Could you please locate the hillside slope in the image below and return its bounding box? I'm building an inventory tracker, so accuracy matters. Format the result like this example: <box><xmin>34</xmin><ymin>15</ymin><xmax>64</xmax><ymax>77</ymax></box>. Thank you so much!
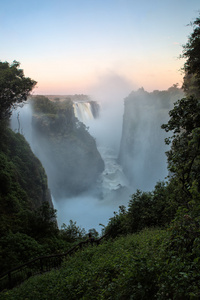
<box><xmin>0</xmin><ymin>126</ymin><xmax>53</xmax><ymax>236</ymax></box>
<box><xmin>2</xmin><ymin>227</ymin><xmax>200</xmax><ymax>299</ymax></box>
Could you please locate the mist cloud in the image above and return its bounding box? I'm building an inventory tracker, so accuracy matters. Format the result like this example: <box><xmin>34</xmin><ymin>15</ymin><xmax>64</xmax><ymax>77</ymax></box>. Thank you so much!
<box><xmin>87</xmin><ymin>71</ymin><xmax>134</xmax><ymax>151</ymax></box>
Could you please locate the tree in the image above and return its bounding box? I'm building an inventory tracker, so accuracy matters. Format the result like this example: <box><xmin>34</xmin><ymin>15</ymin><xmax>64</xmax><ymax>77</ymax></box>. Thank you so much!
<box><xmin>182</xmin><ymin>72</ymin><xmax>200</xmax><ymax>98</ymax></box>
<box><xmin>181</xmin><ymin>14</ymin><xmax>200</xmax><ymax>96</ymax></box>
<box><xmin>27</xmin><ymin>202</ymin><xmax>59</xmax><ymax>239</ymax></box>
<box><xmin>0</xmin><ymin>60</ymin><xmax>37</xmax><ymax>121</ymax></box>
<box><xmin>88</xmin><ymin>228</ymin><xmax>99</xmax><ymax>239</ymax></box>
<box><xmin>163</xmin><ymin>13</ymin><xmax>200</xmax><ymax>198</ymax></box>
<box><xmin>161</xmin><ymin>96</ymin><xmax>200</xmax><ymax>198</ymax></box>
<box><xmin>60</xmin><ymin>220</ymin><xmax>86</xmax><ymax>242</ymax></box>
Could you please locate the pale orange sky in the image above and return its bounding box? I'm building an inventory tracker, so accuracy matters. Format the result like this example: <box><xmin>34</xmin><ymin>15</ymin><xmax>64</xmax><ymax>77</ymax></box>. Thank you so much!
<box><xmin>1</xmin><ymin>0</ymin><xmax>199</xmax><ymax>96</ymax></box>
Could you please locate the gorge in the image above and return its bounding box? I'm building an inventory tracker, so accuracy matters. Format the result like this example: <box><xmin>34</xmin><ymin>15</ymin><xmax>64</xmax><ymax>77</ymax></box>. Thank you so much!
<box><xmin>10</xmin><ymin>86</ymin><xmax>184</xmax><ymax>231</ymax></box>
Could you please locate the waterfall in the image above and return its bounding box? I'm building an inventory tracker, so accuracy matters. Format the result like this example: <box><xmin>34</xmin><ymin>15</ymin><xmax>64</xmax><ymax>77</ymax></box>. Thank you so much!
<box><xmin>98</xmin><ymin>146</ymin><xmax>129</xmax><ymax>198</ymax></box>
<box><xmin>73</xmin><ymin>101</ymin><xmax>100</xmax><ymax>123</ymax></box>
<box><xmin>73</xmin><ymin>100</ymin><xmax>130</xmax><ymax>200</ymax></box>
<box><xmin>54</xmin><ymin>99</ymin><xmax>130</xmax><ymax>231</ymax></box>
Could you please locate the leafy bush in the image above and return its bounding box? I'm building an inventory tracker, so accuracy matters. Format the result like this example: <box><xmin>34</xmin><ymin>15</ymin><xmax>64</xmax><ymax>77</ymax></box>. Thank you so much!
<box><xmin>105</xmin><ymin>181</ymin><xmax>181</xmax><ymax>238</ymax></box>
<box><xmin>1</xmin><ymin>229</ymin><xmax>169</xmax><ymax>299</ymax></box>
<box><xmin>0</xmin><ymin>233</ymin><xmax>44</xmax><ymax>274</ymax></box>
<box><xmin>3</xmin><ymin>227</ymin><xmax>200</xmax><ymax>299</ymax></box>
<box><xmin>60</xmin><ymin>220</ymin><xmax>87</xmax><ymax>243</ymax></box>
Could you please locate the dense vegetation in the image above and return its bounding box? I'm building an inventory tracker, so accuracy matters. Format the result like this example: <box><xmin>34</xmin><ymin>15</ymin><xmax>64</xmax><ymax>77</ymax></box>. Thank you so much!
<box><xmin>182</xmin><ymin>15</ymin><xmax>200</xmax><ymax>98</ymax></box>
<box><xmin>0</xmin><ymin>64</ymin><xmax>59</xmax><ymax>274</ymax></box>
<box><xmin>0</xmin><ymin>124</ymin><xmax>94</xmax><ymax>273</ymax></box>
<box><xmin>2</xmin><ymin>227</ymin><xmax>200</xmax><ymax>299</ymax></box>
<box><xmin>1</xmin><ymin>13</ymin><xmax>200</xmax><ymax>299</ymax></box>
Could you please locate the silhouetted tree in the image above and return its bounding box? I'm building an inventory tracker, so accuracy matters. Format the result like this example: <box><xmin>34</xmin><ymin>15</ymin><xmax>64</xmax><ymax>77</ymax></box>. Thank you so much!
<box><xmin>0</xmin><ymin>60</ymin><xmax>37</xmax><ymax>121</ymax></box>
<box><xmin>161</xmin><ymin>96</ymin><xmax>200</xmax><ymax>197</ymax></box>
<box><xmin>181</xmin><ymin>14</ymin><xmax>200</xmax><ymax>96</ymax></box>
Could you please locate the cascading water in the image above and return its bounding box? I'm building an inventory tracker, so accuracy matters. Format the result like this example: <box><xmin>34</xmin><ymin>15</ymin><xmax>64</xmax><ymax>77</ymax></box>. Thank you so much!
<box><xmin>73</xmin><ymin>102</ymin><xmax>94</xmax><ymax>123</ymax></box>
<box><xmin>98</xmin><ymin>147</ymin><xmax>128</xmax><ymax>197</ymax></box>
<box><xmin>73</xmin><ymin>100</ymin><xmax>129</xmax><ymax>200</ymax></box>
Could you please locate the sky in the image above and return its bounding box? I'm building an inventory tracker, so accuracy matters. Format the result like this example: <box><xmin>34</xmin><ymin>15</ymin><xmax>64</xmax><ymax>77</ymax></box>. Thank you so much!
<box><xmin>1</xmin><ymin>0</ymin><xmax>199</xmax><ymax>95</ymax></box>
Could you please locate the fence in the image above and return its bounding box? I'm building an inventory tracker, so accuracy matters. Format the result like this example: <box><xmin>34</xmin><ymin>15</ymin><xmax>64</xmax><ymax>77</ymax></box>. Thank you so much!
<box><xmin>0</xmin><ymin>234</ymin><xmax>107</xmax><ymax>292</ymax></box>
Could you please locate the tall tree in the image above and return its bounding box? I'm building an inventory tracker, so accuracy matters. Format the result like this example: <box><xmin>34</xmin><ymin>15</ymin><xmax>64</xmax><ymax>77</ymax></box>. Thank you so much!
<box><xmin>0</xmin><ymin>61</ymin><xmax>37</xmax><ymax>121</ymax></box>
<box><xmin>181</xmin><ymin>14</ymin><xmax>200</xmax><ymax>97</ymax></box>
<box><xmin>161</xmin><ymin>96</ymin><xmax>200</xmax><ymax>198</ymax></box>
<box><xmin>163</xmin><ymin>14</ymin><xmax>200</xmax><ymax>198</ymax></box>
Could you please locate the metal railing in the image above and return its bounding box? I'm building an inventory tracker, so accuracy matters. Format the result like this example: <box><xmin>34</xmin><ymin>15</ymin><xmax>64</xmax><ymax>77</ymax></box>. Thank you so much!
<box><xmin>0</xmin><ymin>233</ymin><xmax>108</xmax><ymax>292</ymax></box>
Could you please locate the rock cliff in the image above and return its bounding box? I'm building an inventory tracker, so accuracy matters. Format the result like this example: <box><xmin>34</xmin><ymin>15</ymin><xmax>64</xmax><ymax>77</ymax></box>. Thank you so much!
<box><xmin>118</xmin><ymin>87</ymin><xmax>184</xmax><ymax>191</ymax></box>
<box><xmin>31</xmin><ymin>96</ymin><xmax>104</xmax><ymax>198</ymax></box>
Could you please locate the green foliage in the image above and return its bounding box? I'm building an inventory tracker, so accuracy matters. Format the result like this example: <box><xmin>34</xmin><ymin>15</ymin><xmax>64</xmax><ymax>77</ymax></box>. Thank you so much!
<box><xmin>153</xmin><ymin>17</ymin><xmax>200</xmax><ymax>296</ymax></box>
<box><xmin>105</xmin><ymin>205</ymin><xmax>128</xmax><ymax>238</ymax></box>
<box><xmin>162</xmin><ymin>96</ymin><xmax>200</xmax><ymax>199</ymax></box>
<box><xmin>88</xmin><ymin>228</ymin><xmax>99</xmax><ymax>239</ymax></box>
<box><xmin>31</xmin><ymin>96</ymin><xmax>58</xmax><ymax>114</ymax></box>
<box><xmin>31</xmin><ymin>96</ymin><xmax>75</xmax><ymax>134</ymax></box>
<box><xmin>0</xmin><ymin>233</ymin><xmax>44</xmax><ymax>274</ymax></box>
<box><xmin>128</xmin><ymin>190</ymin><xmax>157</xmax><ymax>232</ymax></box>
<box><xmin>105</xmin><ymin>181</ymin><xmax>181</xmax><ymax>237</ymax></box>
<box><xmin>0</xmin><ymin>128</ymin><xmax>53</xmax><ymax>235</ymax></box>
<box><xmin>182</xmin><ymin>72</ymin><xmax>200</xmax><ymax>98</ymax></box>
<box><xmin>182</xmin><ymin>14</ymin><xmax>200</xmax><ymax>96</ymax></box>
<box><xmin>3</xmin><ymin>227</ymin><xmax>200</xmax><ymax>299</ymax></box>
<box><xmin>0</xmin><ymin>61</ymin><xmax>36</xmax><ymax>121</ymax></box>
<box><xmin>156</xmin><ymin>207</ymin><xmax>200</xmax><ymax>299</ymax></box>
<box><xmin>26</xmin><ymin>202</ymin><xmax>59</xmax><ymax>240</ymax></box>
<box><xmin>0</xmin><ymin>127</ymin><xmax>60</xmax><ymax>273</ymax></box>
<box><xmin>60</xmin><ymin>220</ymin><xmax>86</xmax><ymax>243</ymax></box>
<box><xmin>1</xmin><ymin>229</ymin><xmax>169</xmax><ymax>300</ymax></box>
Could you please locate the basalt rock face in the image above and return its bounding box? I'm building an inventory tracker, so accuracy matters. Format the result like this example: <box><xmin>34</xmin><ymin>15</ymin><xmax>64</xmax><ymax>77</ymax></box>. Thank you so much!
<box><xmin>31</xmin><ymin>96</ymin><xmax>104</xmax><ymax>199</ymax></box>
<box><xmin>118</xmin><ymin>87</ymin><xmax>184</xmax><ymax>191</ymax></box>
